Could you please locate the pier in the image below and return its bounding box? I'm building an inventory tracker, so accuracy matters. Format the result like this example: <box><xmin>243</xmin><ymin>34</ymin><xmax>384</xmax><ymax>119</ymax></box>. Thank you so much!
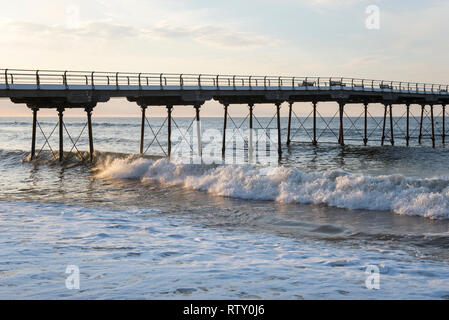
<box><xmin>1</xmin><ymin>68</ymin><xmax>448</xmax><ymax>162</ymax></box>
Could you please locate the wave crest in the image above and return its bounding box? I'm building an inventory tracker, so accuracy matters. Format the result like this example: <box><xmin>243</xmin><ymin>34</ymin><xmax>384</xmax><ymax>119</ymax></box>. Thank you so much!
<box><xmin>95</xmin><ymin>157</ymin><xmax>449</xmax><ymax>219</ymax></box>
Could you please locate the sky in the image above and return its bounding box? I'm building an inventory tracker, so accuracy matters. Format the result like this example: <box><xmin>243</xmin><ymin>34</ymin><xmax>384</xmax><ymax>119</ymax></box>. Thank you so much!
<box><xmin>0</xmin><ymin>0</ymin><xmax>448</xmax><ymax>117</ymax></box>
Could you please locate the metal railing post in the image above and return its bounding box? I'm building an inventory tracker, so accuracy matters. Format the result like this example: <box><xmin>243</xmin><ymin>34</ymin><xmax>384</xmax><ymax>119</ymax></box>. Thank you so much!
<box><xmin>64</xmin><ymin>71</ymin><xmax>68</xmax><ymax>89</ymax></box>
<box><xmin>36</xmin><ymin>70</ymin><xmax>40</xmax><ymax>90</ymax></box>
<box><xmin>4</xmin><ymin>69</ymin><xmax>9</xmax><ymax>89</ymax></box>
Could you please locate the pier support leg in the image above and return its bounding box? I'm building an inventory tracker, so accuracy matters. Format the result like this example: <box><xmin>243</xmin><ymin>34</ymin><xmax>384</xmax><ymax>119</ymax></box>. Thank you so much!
<box><xmin>419</xmin><ymin>105</ymin><xmax>425</xmax><ymax>144</ymax></box>
<box><xmin>86</xmin><ymin>107</ymin><xmax>94</xmax><ymax>162</ymax></box>
<box><xmin>194</xmin><ymin>104</ymin><xmax>202</xmax><ymax>158</ymax></box>
<box><xmin>58</xmin><ymin>107</ymin><xmax>64</xmax><ymax>162</ymax></box>
<box><xmin>381</xmin><ymin>104</ymin><xmax>387</xmax><ymax>146</ymax></box>
<box><xmin>389</xmin><ymin>104</ymin><xmax>394</xmax><ymax>146</ymax></box>
<box><xmin>167</xmin><ymin>105</ymin><xmax>173</xmax><ymax>158</ymax></box>
<box><xmin>222</xmin><ymin>103</ymin><xmax>228</xmax><ymax>159</ymax></box>
<box><xmin>276</xmin><ymin>103</ymin><xmax>282</xmax><ymax>157</ymax></box>
<box><xmin>363</xmin><ymin>103</ymin><xmax>368</xmax><ymax>146</ymax></box>
<box><xmin>287</xmin><ymin>102</ymin><xmax>292</xmax><ymax>146</ymax></box>
<box><xmin>406</xmin><ymin>104</ymin><xmax>410</xmax><ymax>146</ymax></box>
<box><xmin>442</xmin><ymin>105</ymin><xmax>446</xmax><ymax>145</ymax></box>
<box><xmin>31</xmin><ymin>107</ymin><xmax>38</xmax><ymax>160</ymax></box>
<box><xmin>248</xmin><ymin>103</ymin><xmax>254</xmax><ymax>162</ymax></box>
<box><xmin>312</xmin><ymin>101</ymin><xmax>317</xmax><ymax>146</ymax></box>
<box><xmin>431</xmin><ymin>105</ymin><xmax>435</xmax><ymax>148</ymax></box>
<box><xmin>140</xmin><ymin>106</ymin><xmax>147</xmax><ymax>154</ymax></box>
<box><xmin>338</xmin><ymin>102</ymin><xmax>345</xmax><ymax>146</ymax></box>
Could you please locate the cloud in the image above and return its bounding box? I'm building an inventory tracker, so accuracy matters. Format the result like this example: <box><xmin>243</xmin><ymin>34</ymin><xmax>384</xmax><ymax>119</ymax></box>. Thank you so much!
<box><xmin>1</xmin><ymin>20</ymin><xmax>277</xmax><ymax>49</ymax></box>
<box><xmin>307</xmin><ymin>0</ymin><xmax>369</xmax><ymax>4</ymax></box>
<box><xmin>267</xmin><ymin>0</ymin><xmax>379</xmax><ymax>6</ymax></box>
<box><xmin>150</xmin><ymin>23</ymin><xmax>278</xmax><ymax>48</ymax></box>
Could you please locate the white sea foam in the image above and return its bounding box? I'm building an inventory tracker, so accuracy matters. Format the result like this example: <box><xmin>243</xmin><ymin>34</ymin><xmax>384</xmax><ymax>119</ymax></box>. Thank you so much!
<box><xmin>2</xmin><ymin>201</ymin><xmax>449</xmax><ymax>299</ymax></box>
<box><xmin>96</xmin><ymin>157</ymin><xmax>449</xmax><ymax>219</ymax></box>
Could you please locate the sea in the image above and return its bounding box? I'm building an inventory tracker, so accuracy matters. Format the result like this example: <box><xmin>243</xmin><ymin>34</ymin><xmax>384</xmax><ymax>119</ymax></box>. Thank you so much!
<box><xmin>1</xmin><ymin>114</ymin><xmax>449</xmax><ymax>299</ymax></box>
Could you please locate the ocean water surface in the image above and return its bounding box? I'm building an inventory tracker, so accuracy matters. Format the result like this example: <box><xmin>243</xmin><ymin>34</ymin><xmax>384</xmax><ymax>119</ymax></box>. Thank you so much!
<box><xmin>1</xmin><ymin>116</ymin><xmax>449</xmax><ymax>299</ymax></box>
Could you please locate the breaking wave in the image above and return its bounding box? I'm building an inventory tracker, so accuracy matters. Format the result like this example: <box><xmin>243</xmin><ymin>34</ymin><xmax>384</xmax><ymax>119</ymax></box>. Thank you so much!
<box><xmin>95</xmin><ymin>156</ymin><xmax>449</xmax><ymax>220</ymax></box>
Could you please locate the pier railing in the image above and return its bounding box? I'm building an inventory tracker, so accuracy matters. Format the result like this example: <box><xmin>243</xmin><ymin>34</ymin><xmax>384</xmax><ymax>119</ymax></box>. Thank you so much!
<box><xmin>1</xmin><ymin>68</ymin><xmax>448</xmax><ymax>94</ymax></box>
